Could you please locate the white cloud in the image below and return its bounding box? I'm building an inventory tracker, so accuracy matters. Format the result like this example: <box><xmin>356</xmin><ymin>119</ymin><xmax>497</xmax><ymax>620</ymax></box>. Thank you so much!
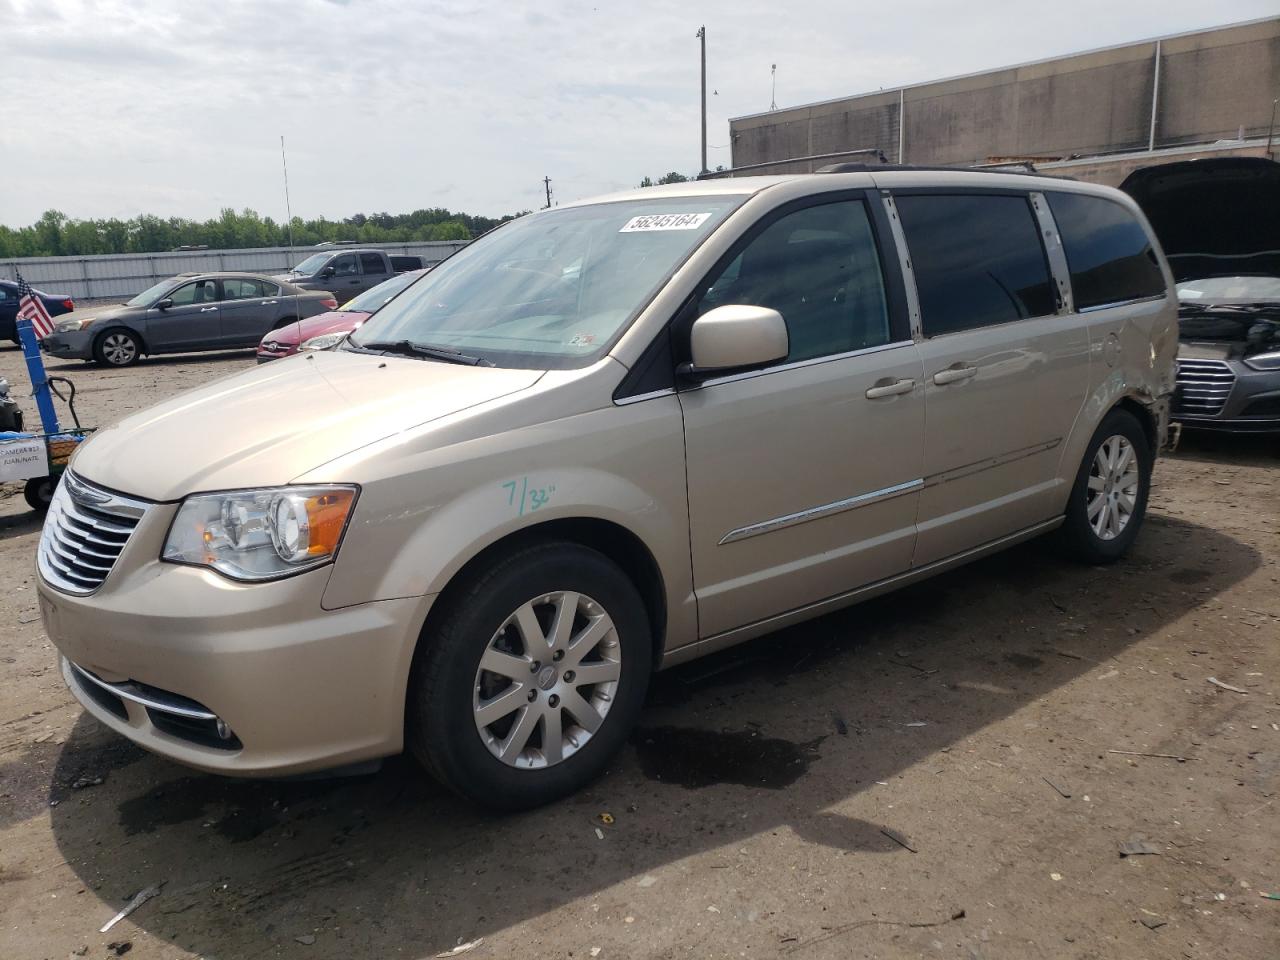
<box><xmin>1</xmin><ymin>0</ymin><xmax>1274</xmax><ymax>225</ymax></box>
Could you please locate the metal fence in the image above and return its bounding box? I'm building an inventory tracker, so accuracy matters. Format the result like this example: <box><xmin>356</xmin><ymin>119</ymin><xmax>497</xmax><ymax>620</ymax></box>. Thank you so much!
<box><xmin>1</xmin><ymin>241</ymin><xmax>469</xmax><ymax>301</ymax></box>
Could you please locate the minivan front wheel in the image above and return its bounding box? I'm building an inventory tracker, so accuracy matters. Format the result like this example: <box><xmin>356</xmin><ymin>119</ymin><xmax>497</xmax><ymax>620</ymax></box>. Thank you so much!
<box><xmin>408</xmin><ymin>542</ymin><xmax>652</xmax><ymax>810</ymax></box>
<box><xmin>1059</xmin><ymin>408</ymin><xmax>1152</xmax><ymax>563</ymax></box>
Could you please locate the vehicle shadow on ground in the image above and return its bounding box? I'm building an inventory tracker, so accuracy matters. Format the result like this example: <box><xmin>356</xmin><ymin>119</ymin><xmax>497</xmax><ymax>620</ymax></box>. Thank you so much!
<box><xmin>1171</xmin><ymin>428</ymin><xmax>1278</xmax><ymax>467</ymax></box>
<box><xmin>39</xmin><ymin>350</ymin><xmax>258</xmax><ymax>372</ymax></box>
<box><xmin>37</xmin><ymin>514</ymin><xmax>1257</xmax><ymax>957</ymax></box>
<box><xmin>0</xmin><ymin>503</ymin><xmax>43</xmax><ymax>540</ymax></box>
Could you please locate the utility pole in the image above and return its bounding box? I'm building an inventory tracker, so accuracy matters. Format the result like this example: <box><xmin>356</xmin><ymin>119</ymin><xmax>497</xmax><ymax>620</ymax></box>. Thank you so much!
<box><xmin>697</xmin><ymin>26</ymin><xmax>708</xmax><ymax>175</ymax></box>
<box><xmin>543</xmin><ymin>176</ymin><xmax>553</xmax><ymax>209</ymax></box>
<box><xmin>770</xmin><ymin>64</ymin><xmax>777</xmax><ymax>111</ymax></box>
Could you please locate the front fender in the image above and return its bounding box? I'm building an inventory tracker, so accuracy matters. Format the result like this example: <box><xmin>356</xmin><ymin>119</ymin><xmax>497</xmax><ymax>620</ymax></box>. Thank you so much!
<box><xmin>313</xmin><ymin>392</ymin><xmax>697</xmax><ymax>648</ymax></box>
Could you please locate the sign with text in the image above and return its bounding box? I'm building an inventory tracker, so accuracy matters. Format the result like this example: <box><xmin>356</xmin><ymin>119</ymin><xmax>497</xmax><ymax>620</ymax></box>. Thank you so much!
<box><xmin>0</xmin><ymin>438</ymin><xmax>49</xmax><ymax>482</ymax></box>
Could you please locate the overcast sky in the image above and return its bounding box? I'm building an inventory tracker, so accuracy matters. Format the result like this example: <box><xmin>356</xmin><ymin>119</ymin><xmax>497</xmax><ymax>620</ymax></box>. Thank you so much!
<box><xmin>2</xmin><ymin>0</ymin><xmax>1275</xmax><ymax>226</ymax></box>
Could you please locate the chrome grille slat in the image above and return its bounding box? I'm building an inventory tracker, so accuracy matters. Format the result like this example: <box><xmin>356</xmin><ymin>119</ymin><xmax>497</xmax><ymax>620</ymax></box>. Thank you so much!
<box><xmin>1174</xmin><ymin>358</ymin><xmax>1235</xmax><ymax>417</ymax></box>
<box><xmin>37</xmin><ymin>473</ymin><xmax>149</xmax><ymax>595</ymax></box>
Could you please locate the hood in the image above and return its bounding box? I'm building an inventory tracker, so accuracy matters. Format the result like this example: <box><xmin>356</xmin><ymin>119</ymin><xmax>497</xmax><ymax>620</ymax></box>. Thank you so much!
<box><xmin>268</xmin><ymin>310</ymin><xmax>370</xmax><ymax>348</ymax></box>
<box><xmin>51</xmin><ymin>304</ymin><xmax>133</xmax><ymax>328</ymax></box>
<box><xmin>71</xmin><ymin>350</ymin><xmax>544</xmax><ymax>500</ymax></box>
<box><xmin>1119</xmin><ymin>158</ymin><xmax>1280</xmax><ymax>282</ymax></box>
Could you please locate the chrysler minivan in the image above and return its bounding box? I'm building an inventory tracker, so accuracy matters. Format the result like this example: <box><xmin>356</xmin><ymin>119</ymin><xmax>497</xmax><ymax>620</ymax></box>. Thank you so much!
<box><xmin>37</xmin><ymin>168</ymin><xmax>1177</xmax><ymax>809</ymax></box>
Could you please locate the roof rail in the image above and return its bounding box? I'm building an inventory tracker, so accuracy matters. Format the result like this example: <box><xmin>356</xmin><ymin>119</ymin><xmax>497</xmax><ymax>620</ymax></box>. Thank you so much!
<box><xmin>817</xmin><ymin>161</ymin><xmax>1044</xmax><ymax>176</ymax></box>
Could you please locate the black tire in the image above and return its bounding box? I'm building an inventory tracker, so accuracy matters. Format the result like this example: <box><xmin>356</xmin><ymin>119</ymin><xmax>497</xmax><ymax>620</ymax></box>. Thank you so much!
<box><xmin>1058</xmin><ymin>408</ymin><xmax>1153</xmax><ymax>563</ymax></box>
<box><xmin>24</xmin><ymin>476</ymin><xmax>54</xmax><ymax>512</ymax></box>
<box><xmin>92</xmin><ymin>328</ymin><xmax>142</xmax><ymax>367</ymax></box>
<box><xmin>408</xmin><ymin>542</ymin><xmax>652</xmax><ymax>810</ymax></box>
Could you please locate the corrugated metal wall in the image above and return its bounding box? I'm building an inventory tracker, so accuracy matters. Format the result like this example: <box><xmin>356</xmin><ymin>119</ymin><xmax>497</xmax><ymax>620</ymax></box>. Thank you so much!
<box><xmin>1</xmin><ymin>240</ymin><xmax>468</xmax><ymax>301</ymax></box>
<box><xmin>729</xmin><ymin>17</ymin><xmax>1280</xmax><ymax>174</ymax></box>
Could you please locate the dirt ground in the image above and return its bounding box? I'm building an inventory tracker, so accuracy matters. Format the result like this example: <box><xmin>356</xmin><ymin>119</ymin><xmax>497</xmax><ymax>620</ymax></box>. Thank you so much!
<box><xmin>1</xmin><ymin>343</ymin><xmax>1277</xmax><ymax>960</ymax></box>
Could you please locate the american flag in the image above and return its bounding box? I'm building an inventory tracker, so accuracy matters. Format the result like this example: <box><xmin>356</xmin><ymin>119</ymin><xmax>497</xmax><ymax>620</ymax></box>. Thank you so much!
<box><xmin>16</xmin><ymin>272</ymin><xmax>55</xmax><ymax>340</ymax></box>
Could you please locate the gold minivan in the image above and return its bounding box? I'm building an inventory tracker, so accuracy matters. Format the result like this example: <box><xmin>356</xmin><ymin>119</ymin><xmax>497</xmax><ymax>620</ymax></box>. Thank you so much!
<box><xmin>37</xmin><ymin>168</ymin><xmax>1178</xmax><ymax>808</ymax></box>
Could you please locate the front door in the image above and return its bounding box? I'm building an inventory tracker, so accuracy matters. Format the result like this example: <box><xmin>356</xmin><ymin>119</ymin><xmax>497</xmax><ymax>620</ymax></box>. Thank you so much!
<box><xmin>892</xmin><ymin>191</ymin><xmax>1091</xmax><ymax>566</ymax></box>
<box><xmin>329</xmin><ymin>254</ymin><xmax>362</xmax><ymax>304</ymax></box>
<box><xmin>144</xmin><ymin>278</ymin><xmax>221</xmax><ymax>351</ymax></box>
<box><xmin>680</xmin><ymin>196</ymin><xmax>925</xmax><ymax>638</ymax></box>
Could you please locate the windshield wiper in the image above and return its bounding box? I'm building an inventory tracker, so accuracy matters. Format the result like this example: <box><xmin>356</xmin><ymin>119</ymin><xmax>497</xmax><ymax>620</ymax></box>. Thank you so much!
<box><xmin>354</xmin><ymin>339</ymin><xmax>493</xmax><ymax>366</ymax></box>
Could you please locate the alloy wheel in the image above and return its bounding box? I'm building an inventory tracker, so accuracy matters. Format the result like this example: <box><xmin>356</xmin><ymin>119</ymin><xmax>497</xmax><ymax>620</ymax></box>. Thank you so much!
<box><xmin>1086</xmin><ymin>434</ymin><xmax>1140</xmax><ymax>541</ymax></box>
<box><xmin>472</xmin><ymin>590</ymin><xmax>621</xmax><ymax>769</ymax></box>
<box><xmin>102</xmin><ymin>333</ymin><xmax>137</xmax><ymax>365</ymax></box>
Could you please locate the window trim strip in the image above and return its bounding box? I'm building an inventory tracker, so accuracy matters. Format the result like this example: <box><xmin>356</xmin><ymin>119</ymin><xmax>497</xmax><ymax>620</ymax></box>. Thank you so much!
<box><xmin>686</xmin><ymin>338</ymin><xmax>916</xmax><ymax>391</ymax></box>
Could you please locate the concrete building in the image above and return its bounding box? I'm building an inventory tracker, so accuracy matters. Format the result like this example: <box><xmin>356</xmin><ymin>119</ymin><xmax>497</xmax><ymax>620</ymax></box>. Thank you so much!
<box><xmin>727</xmin><ymin>17</ymin><xmax>1280</xmax><ymax>183</ymax></box>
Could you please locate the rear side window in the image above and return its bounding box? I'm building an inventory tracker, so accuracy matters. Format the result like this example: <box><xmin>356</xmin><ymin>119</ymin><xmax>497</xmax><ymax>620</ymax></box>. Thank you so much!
<box><xmin>360</xmin><ymin>252</ymin><xmax>387</xmax><ymax>275</ymax></box>
<box><xmin>896</xmin><ymin>194</ymin><xmax>1056</xmax><ymax>336</ymax></box>
<box><xmin>222</xmin><ymin>278</ymin><xmax>267</xmax><ymax>300</ymax></box>
<box><xmin>1046</xmin><ymin>192</ymin><xmax>1166</xmax><ymax>310</ymax></box>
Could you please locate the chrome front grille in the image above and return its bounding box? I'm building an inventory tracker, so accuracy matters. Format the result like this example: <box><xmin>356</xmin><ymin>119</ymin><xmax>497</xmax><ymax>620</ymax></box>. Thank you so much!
<box><xmin>38</xmin><ymin>473</ymin><xmax>148</xmax><ymax>595</ymax></box>
<box><xmin>1174</xmin><ymin>358</ymin><xmax>1235</xmax><ymax>418</ymax></box>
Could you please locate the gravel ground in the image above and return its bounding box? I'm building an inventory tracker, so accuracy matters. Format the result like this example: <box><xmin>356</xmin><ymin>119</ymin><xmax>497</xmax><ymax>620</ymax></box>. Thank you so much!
<box><xmin>1</xmin><ymin>342</ymin><xmax>1277</xmax><ymax>960</ymax></box>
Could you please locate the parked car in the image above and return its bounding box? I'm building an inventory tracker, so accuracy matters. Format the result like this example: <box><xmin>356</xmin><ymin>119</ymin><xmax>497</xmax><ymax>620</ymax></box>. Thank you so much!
<box><xmin>274</xmin><ymin>249</ymin><xmax>426</xmax><ymax>302</ymax></box>
<box><xmin>1</xmin><ymin>280</ymin><xmax>75</xmax><ymax>343</ymax></box>
<box><xmin>39</xmin><ymin>273</ymin><xmax>337</xmax><ymax>367</ymax></box>
<box><xmin>38</xmin><ymin>169</ymin><xmax>1176</xmax><ymax>810</ymax></box>
<box><xmin>257</xmin><ymin>269</ymin><xmax>428</xmax><ymax>362</ymax></box>
<box><xmin>1121</xmin><ymin>157</ymin><xmax>1280</xmax><ymax>433</ymax></box>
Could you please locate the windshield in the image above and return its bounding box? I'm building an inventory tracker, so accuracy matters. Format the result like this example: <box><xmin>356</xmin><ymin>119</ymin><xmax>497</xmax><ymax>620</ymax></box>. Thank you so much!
<box><xmin>1177</xmin><ymin>276</ymin><xmax>1280</xmax><ymax>302</ymax></box>
<box><xmin>126</xmin><ymin>278</ymin><xmax>179</xmax><ymax>306</ymax></box>
<box><xmin>341</xmin><ymin>270</ymin><xmax>420</xmax><ymax>312</ymax></box>
<box><xmin>348</xmin><ymin>197</ymin><xmax>743</xmax><ymax>368</ymax></box>
<box><xmin>290</xmin><ymin>253</ymin><xmax>331</xmax><ymax>275</ymax></box>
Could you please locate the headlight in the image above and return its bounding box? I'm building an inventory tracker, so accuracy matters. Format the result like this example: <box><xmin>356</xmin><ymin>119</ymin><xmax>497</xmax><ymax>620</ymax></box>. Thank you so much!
<box><xmin>56</xmin><ymin>318</ymin><xmax>95</xmax><ymax>332</ymax></box>
<box><xmin>162</xmin><ymin>485</ymin><xmax>358</xmax><ymax>581</ymax></box>
<box><xmin>300</xmin><ymin>331</ymin><xmax>348</xmax><ymax>351</ymax></box>
<box><xmin>1243</xmin><ymin>351</ymin><xmax>1280</xmax><ymax>371</ymax></box>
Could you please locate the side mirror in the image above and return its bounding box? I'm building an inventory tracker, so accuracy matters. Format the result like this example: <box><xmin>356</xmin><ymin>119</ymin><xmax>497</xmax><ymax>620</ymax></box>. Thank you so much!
<box><xmin>322</xmin><ymin>265</ymin><xmax>336</xmax><ymax>277</ymax></box>
<box><xmin>684</xmin><ymin>304</ymin><xmax>789</xmax><ymax>375</ymax></box>
<box><xmin>156</xmin><ymin>298</ymin><xmax>173</xmax><ymax>310</ymax></box>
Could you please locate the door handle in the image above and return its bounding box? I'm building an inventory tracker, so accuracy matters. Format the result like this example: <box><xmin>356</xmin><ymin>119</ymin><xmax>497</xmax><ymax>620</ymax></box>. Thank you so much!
<box><xmin>261</xmin><ymin>299</ymin><xmax>277</xmax><ymax>305</ymax></box>
<box><xmin>865</xmin><ymin>378</ymin><xmax>916</xmax><ymax>399</ymax></box>
<box><xmin>199</xmin><ymin>306</ymin><xmax>217</xmax><ymax>312</ymax></box>
<box><xmin>932</xmin><ymin>365</ymin><xmax>977</xmax><ymax>386</ymax></box>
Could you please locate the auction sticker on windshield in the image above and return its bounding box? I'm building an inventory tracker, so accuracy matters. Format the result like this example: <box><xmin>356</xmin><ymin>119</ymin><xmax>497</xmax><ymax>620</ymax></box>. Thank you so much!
<box><xmin>620</xmin><ymin>212</ymin><xmax>713</xmax><ymax>232</ymax></box>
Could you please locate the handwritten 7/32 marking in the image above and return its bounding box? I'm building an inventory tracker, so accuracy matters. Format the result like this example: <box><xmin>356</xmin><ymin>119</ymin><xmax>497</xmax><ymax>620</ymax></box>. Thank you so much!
<box><xmin>502</xmin><ymin>477</ymin><xmax>556</xmax><ymax>516</ymax></box>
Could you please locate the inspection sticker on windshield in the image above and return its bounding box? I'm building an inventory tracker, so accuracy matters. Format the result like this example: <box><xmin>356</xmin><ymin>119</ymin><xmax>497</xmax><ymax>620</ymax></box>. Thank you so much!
<box><xmin>620</xmin><ymin>212</ymin><xmax>712</xmax><ymax>232</ymax></box>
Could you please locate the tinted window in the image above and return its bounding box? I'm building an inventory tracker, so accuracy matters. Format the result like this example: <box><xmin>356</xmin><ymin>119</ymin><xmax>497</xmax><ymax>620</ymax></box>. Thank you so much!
<box><xmin>897</xmin><ymin>194</ymin><xmax>1056</xmax><ymax>336</ymax></box>
<box><xmin>332</xmin><ymin>255</ymin><xmax>358</xmax><ymax>276</ymax></box>
<box><xmin>1047</xmin><ymin>192</ymin><xmax>1166</xmax><ymax>309</ymax></box>
<box><xmin>0</xmin><ymin>286</ymin><xmax>10</xmax><ymax>301</ymax></box>
<box><xmin>222</xmin><ymin>278</ymin><xmax>267</xmax><ymax>300</ymax></box>
<box><xmin>360</xmin><ymin>253</ymin><xmax>387</xmax><ymax>275</ymax></box>
<box><xmin>167</xmin><ymin>279</ymin><xmax>219</xmax><ymax>306</ymax></box>
<box><xmin>697</xmin><ymin>199</ymin><xmax>890</xmax><ymax>362</ymax></box>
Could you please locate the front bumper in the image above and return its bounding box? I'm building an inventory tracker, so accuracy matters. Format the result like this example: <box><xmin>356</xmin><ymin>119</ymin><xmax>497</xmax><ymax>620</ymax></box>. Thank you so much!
<box><xmin>38</xmin><ymin>488</ymin><xmax>432</xmax><ymax>776</ymax></box>
<box><xmin>39</xmin><ymin>331</ymin><xmax>94</xmax><ymax>359</ymax></box>
<box><xmin>1173</xmin><ymin>355</ymin><xmax>1280</xmax><ymax>433</ymax></box>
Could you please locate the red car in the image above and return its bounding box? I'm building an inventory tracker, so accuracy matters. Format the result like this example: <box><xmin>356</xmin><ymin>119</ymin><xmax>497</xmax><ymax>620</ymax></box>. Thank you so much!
<box><xmin>256</xmin><ymin>269</ymin><xmax>426</xmax><ymax>362</ymax></box>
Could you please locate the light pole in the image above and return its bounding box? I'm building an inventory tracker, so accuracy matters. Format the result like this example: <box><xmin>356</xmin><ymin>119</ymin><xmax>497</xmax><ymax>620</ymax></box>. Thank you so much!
<box><xmin>697</xmin><ymin>26</ymin><xmax>708</xmax><ymax>175</ymax></box>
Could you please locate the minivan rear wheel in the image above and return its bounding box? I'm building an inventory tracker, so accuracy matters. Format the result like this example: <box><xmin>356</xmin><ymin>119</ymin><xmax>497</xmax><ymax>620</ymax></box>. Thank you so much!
<box><xmin>407</xmin><ymin>542</ymin><xmax>652</xmax><ymax>810</ymax></box>
<box><xmin>1059</xmin><ymin>408</ymin><xmax>1152</xmax><ymax>563</ymax></box>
